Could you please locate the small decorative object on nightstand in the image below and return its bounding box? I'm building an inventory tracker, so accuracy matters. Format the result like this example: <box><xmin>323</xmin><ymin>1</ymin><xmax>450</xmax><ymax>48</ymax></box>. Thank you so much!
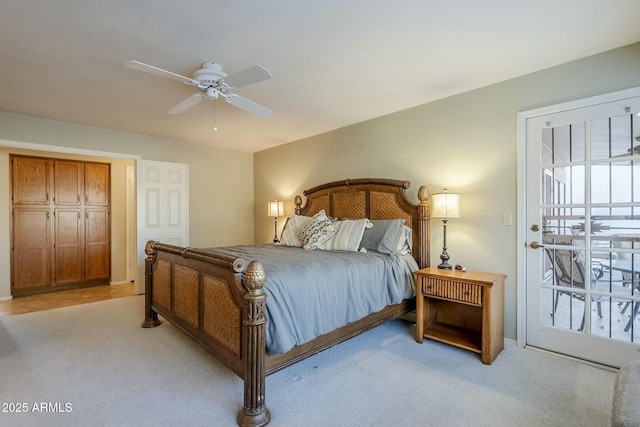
<box><xmin>267</xmin><ymin>200</ymin><xmax>284</xmax><ymax>243</ymax></box>
<box><xmin>414</xmin><ymin>266</ymin><xmax>506</xmax><ymax>364</ymax></box>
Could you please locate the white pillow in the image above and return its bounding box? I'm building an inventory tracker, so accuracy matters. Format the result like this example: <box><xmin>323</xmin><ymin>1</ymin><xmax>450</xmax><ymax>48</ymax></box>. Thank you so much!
<box><xmin>394</xmin><ymin>225</ymin><xmax>413</xmax><ymax>255</ymax></box>
<box><xmin>300</xmin><ymin>210</ymin><xmax>339</xmax><ymax>250</ymax></box>
<box><xmin>279</xmin><ymin>215</ymin><xmax>312</xmax><ymax>247</ymax></box>
<box><xmin>319</xmin><ymin>218</ymin><xmax>372</xmax><ymax>252</ymax></box>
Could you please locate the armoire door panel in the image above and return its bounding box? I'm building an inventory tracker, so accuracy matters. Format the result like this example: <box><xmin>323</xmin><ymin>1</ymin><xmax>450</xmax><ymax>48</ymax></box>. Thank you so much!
<box><xmin>54</xmin><ymin>209</ymin><xmax>83</xmax><ymax>284</ymax></box>
<box><xmin>85</xmin><ymin>163</ymin><xmax>110</xmax><ymax>206</ymax></box>
<box><xmin>12</xmin><ymin>208</ymin><xmax>51</xmax><ymax>289</ymax></box>
<box><xmin>12</xmin><ymin>156</ymin><xmax>50</xmax><ymax>205</ymax></box>
<box><xmin>54</xmin><ymin>160</ymin><xmax>83</xmax><ymax>206</ymax></box>
<box><xmin>11</xmin><ymin>155</ymin><xmax>111</xmax><ymax>294</ymax></box>
<box><xmin>85</xmin><ymin>208</ymin><xmax>110</xmax><ymax>281</ymax></box>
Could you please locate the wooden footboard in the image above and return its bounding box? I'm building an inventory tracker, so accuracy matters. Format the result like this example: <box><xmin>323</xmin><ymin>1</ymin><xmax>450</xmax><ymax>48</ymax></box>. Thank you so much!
<box><xmin>142</xmin><ymin>240</ymin><xmax>270</xmax><ymax>427</ymax></box>
<box><xmin>142</xmin><ymin>240</ymin><xmax>414</xmax><ymax>426</ymax></box>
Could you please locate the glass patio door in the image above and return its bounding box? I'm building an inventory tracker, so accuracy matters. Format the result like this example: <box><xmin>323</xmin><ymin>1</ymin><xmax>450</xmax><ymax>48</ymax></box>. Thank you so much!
<box><xmin>525</xmin><ymin>96</ymin><xmax>640</xmax><ymax>367</ymax></box>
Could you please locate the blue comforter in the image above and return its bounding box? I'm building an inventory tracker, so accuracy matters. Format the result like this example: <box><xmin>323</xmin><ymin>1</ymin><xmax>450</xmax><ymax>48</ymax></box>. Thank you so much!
<box><xmin>210</xmin><ymin>245</ymin><xmax>418</xmax><ymax>355</ymax></box>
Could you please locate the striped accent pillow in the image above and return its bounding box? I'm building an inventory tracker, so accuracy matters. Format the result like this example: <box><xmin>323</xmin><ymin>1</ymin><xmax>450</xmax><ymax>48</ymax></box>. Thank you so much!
<box><xmin>319</xmin><ymin>219</ymin><xmax>372</xmax><ymax>252</ymax></box>
<box><xmin>279</xmin><ymin>214</ymin><xmax>312</xmax><ymax>247</ymax></box>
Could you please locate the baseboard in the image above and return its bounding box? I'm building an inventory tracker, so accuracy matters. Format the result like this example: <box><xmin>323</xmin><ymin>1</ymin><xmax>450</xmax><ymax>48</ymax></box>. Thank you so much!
<box><xmin>0</xmin><ymin>295</ymin><xmax>13</xmax><ymax>301</ymax></box>
<box><xmin>109</xmin><ymin>280</ymin><xmax>131</xmax><ymax>286</ymax></box>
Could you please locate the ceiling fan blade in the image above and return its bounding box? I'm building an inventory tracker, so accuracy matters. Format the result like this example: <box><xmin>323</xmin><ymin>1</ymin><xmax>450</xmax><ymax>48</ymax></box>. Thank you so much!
<box><xmin>225</xmin><ymin>93</ymin><xmax>272</xmax><ymax>118</ymax></box>
<box><xmin>125</xmin><ymin>60</ymin><xmax>197</xmax><ymax>85</ymax></box>
<box><xmin>221</xmin><ymin>65</ymin><xmax>272</xmax><ymax>88</ymax></box>
<box><xmin>168</xmin><ymin>93</ymin><xmax>204</xmax><ymax>114</ymax></box>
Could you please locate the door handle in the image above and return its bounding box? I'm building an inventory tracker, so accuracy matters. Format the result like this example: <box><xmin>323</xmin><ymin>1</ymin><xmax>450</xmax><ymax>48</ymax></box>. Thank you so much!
<box><xmin>529</xmin><ymin>241</ymin><xmax>545</xmax><ymax>249</ymax></box>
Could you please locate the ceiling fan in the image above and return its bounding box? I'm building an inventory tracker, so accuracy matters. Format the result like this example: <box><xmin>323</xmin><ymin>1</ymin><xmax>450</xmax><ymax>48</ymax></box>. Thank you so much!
<box><xmin>124</xmin><ymin>60</ymin><xmax>272</xmax><ymax>118</ymax></box>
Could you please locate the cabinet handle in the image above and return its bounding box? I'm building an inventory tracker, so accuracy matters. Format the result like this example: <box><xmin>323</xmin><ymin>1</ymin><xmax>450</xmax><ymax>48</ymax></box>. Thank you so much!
<box><xmin>45</xmin><ymin>192</ymin><xmax>49</xmax><ymax>203</ymax></box>
<box><xmin>77</xmin><ymin>194</ymin><xmax>80</xmax><ymax>203</ymax></box>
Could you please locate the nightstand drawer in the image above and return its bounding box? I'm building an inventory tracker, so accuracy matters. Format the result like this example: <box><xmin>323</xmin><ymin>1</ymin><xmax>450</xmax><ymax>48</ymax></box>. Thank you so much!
<box><xmin>422</xmin><ymin>277</ymin><xmax>482</xmax><ymax>305</ymax></box>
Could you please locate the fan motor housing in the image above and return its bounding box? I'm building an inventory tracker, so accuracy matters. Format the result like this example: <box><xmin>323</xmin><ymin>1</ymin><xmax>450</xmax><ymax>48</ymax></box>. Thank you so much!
<box><xmin>194</xmin><ymin>62</ymin><xmax>227</xmax><ymax>86</ymax></box>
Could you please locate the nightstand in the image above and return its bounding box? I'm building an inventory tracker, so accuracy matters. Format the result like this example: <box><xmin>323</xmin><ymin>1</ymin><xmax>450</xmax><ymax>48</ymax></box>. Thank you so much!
<box><xmin>414</xmin><ymin>266</ymin><xmax>506</xmax><ymax>365</ymax></box>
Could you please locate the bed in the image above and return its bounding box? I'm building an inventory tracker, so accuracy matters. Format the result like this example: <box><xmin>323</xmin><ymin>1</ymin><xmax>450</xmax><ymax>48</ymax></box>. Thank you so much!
<box><xmin>141</xmin><ymin>178</ymin><xmax>431</xmax><ymax>426</ymax></box>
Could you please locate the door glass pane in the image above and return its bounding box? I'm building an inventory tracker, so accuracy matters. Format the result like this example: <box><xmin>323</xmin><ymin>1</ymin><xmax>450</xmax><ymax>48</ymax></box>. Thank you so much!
<box><xmin>546</xmin><ymin>123</ymin><xmax>586</xmax><ymax>164</ymax></box>
<box><xmin>591</xmin><ymin>162</ymin><xmax>633</xmax><ymax>204</ymax></box>
<box><xmin>590</xmin><ymin>116</ymin><xmax>632</xmax><ymax>160</ymax></box>
<box><xmin>611</xmin><ymin>115</ymin><xmax>633</xmax><ymax>158</ymax></box>
<box><xmin>591</xmin><ymin>118</ymin><xmax>610</xmax><ymax>161</ymax></box>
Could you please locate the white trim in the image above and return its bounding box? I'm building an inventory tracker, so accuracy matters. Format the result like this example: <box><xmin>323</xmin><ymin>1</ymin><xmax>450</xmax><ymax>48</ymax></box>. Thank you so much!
<box><xmin>515</xmin><ymin>85</ymin><xmax>640</xmax><ymax>349</ymax></box>
<box><xmin>109</xmin><ymin>280</ymin><xmax>131</xmax><ymax>286</ymax></box>
<box><xmin>515</xmin><ymin>112</ymin><xmax>528</xmax><ymax>348</ymax></box>
<box><xmin>0</xmin><ymin>139</ymin><xmax>140</xmax><ymax>160</ymax></box>
<box><xmin>518</xmin><ymin>86</ymin><xmax>640</xmax><ymax>119</ymax></box>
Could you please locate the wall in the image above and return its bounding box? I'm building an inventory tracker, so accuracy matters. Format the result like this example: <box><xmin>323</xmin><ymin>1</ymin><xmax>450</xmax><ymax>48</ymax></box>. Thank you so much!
<box><xmin>0</xmin><ymin>112</ymin><xmax>254</xmax><ymax>299</ymax></box>
<box><xmin>254</xmin><ymin>42</ymin><xmax>640</xmax><ymax>341</ymax></box>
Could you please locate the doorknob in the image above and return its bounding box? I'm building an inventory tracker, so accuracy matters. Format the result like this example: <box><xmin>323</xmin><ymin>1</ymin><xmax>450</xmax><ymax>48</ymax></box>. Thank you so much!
<box><xmin>529</xmin><ymin>241</ymin><xmax>545</xmax><ymax>249</ymax></box>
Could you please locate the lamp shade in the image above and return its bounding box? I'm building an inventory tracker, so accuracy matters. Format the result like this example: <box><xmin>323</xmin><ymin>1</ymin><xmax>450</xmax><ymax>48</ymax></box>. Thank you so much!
<box><xmin>431</xmin><ymin>191</ymin><xmax>461</xmax><ymax>219</ymax></box>
<box><xmin>267</xmin><ymin>200</ymin><xmax>284</xmax><ymax>217</ymax></box>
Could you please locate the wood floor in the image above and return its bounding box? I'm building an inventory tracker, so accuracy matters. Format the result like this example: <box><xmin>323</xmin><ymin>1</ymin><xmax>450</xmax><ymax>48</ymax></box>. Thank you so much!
<box><xmin>0</xmin><ymin>283</ymin><xmax>136</xmax><ymax>316</ymax></box>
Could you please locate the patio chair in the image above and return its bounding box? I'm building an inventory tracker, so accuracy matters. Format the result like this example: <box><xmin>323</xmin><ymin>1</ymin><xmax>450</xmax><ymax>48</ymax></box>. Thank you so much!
<box><xmin>610</xmin><ymin>235</ymin><xmax>640</xmax><ymax>332</ymax></box>
<box><xmin>545</xmin><ymin>243</ymin><xmax>603</xmax><ymax>331</ymax></box>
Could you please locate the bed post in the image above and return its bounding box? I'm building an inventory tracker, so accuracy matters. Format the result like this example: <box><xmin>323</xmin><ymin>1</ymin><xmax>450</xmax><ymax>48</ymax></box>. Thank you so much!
<box><xmin>237</xmin><ymin>260</ymin><xmax>271</xmax><ymax>427</ymax></box>
<box><xmin>417</xmin><ymin>186</ymin><xmax>431</xmax><ymax>269</ymax></box>
<box><xmin>294</xmin><ymin>195</ymin><xmax>302</xmax><ymax>215</ymax></box>
<box><xmin>141</xmin><ymin>240</ymin><xmax>161</xmax><ymax>328</ymax></box>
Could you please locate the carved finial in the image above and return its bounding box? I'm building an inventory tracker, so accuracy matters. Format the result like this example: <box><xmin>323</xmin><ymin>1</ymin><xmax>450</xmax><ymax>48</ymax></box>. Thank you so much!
<box><xmin>418</xmin><ymin>186</ymin><xmax>430</xmax><ymax>204</ymax></box>
<box><xmin>144</xmin><ymin>240</ymin><xmax>156</xmax><ymax>256</ymax></box>
<box><xmin>244</xmin><ymin>260</ymin><xmax>267</xmax><ymax>291</ymax></box>
<box><xmin>295</xmin><ymin>195</ymin><xmax>303</xmax><ymax>215</ymax></box>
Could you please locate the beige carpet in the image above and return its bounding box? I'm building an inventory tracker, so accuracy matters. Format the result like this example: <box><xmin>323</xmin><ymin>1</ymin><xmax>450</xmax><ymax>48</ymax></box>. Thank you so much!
<box><xmin>0</xmin><ymin>295</ymin><xmax>616</xmax><ymax>426</ymax></box>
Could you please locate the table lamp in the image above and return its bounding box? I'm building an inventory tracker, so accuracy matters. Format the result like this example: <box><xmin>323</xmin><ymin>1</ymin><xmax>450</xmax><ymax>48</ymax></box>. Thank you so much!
<box><xmin>431</xmin><ymin>189</ymin><xmax>461</xmax><ymax>269</ymax></box>
<box><xmin>267</xmin><ymin>200</ymin><xmax>284</xmax><ymax>243</ymax></box>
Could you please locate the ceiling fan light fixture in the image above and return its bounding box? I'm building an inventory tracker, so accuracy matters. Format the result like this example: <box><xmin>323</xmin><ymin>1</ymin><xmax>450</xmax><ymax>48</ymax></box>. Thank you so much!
<box><xmin>205</xmin><ymin>87</ymin><xmax>219</xmax><ymax>99</ymax></box>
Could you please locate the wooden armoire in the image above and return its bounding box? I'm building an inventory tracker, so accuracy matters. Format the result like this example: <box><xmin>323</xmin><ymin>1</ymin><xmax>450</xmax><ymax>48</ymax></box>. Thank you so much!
<box><xmin>10</xmin><ymin>155</ymin><xmax>111</xmax><ymax>296</ymax></box>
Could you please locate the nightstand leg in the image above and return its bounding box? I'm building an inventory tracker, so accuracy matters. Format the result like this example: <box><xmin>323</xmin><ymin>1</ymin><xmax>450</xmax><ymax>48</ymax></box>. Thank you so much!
<box><xmin>416</xmin><ymin>278</ymin><xmax>424</xmax><ymax>343</ymax></box>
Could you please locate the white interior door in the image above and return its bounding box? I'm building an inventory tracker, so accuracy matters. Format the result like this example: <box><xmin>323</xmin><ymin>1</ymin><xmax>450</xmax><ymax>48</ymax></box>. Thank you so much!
<box><xmin>525</xmin><ymin>94</ymin><xmax>640</xmax><ymax>368</ymax></box>
<box><xmin>135</xmin><ymin>159</ymin><xmax>189</xmax><ymax>294</ymax></box>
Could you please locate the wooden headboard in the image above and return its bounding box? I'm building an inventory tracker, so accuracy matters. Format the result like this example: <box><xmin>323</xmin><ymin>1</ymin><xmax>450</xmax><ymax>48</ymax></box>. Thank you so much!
<box><xmin>293</xmin><ymin>178</ymin><xmax>431</xmax><ymax>268</ymax></box>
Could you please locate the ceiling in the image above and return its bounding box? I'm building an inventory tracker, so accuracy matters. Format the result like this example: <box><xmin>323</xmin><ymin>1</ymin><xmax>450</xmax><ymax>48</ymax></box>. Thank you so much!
<box><xmin>2</xmin><ymin>1</ymin><xmax>640</xmax><ymax>153</ymax></box>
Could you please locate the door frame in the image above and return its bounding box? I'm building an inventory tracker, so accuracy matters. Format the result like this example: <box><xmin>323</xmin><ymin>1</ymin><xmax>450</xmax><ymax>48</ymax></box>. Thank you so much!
<box><xmin>516</xmin><ymin>85</ymin><xmax>640</xmax><ymax>348</ymax></box>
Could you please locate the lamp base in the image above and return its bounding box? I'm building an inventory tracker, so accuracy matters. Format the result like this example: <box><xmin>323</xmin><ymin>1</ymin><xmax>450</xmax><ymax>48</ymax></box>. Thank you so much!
<box><xmin>437</xmin><ymin>262</ymin><xmax>453</xmax><ymax>270</ymax></box>
<box><xmin>438</xmin><ymin>219</ymin><xmax>452</xmax><ymax>270</ymax></box>
<box><xmin>438</xmin><ymin>246</ymin><xmax>452</xmax><ymax>270</ymax></box>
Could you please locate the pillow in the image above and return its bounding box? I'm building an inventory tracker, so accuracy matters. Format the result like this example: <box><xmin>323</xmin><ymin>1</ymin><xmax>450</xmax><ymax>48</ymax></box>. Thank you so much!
<box><xmin>300</xmin><ymin>210</ymin><xmax>339</xmax><ymax>250</ymax></box>
<box><xmin>360</xmin><ymin>219</ymin><xmax>405</xmax><ymax>253</ymax></box>
<box><xmin>279</xmin><ymin>214</ymin><xmax>313</xmax><ymax>247</ymax></box>
<box><xmin>395</xmin><ymin>225</ymin><xmax>413</xmax><ymax>255</ymax></box>
<box><xmin>319</xmin><ymin>218</ymin><xmax>372</xmax><ymax>252</ymax></box>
